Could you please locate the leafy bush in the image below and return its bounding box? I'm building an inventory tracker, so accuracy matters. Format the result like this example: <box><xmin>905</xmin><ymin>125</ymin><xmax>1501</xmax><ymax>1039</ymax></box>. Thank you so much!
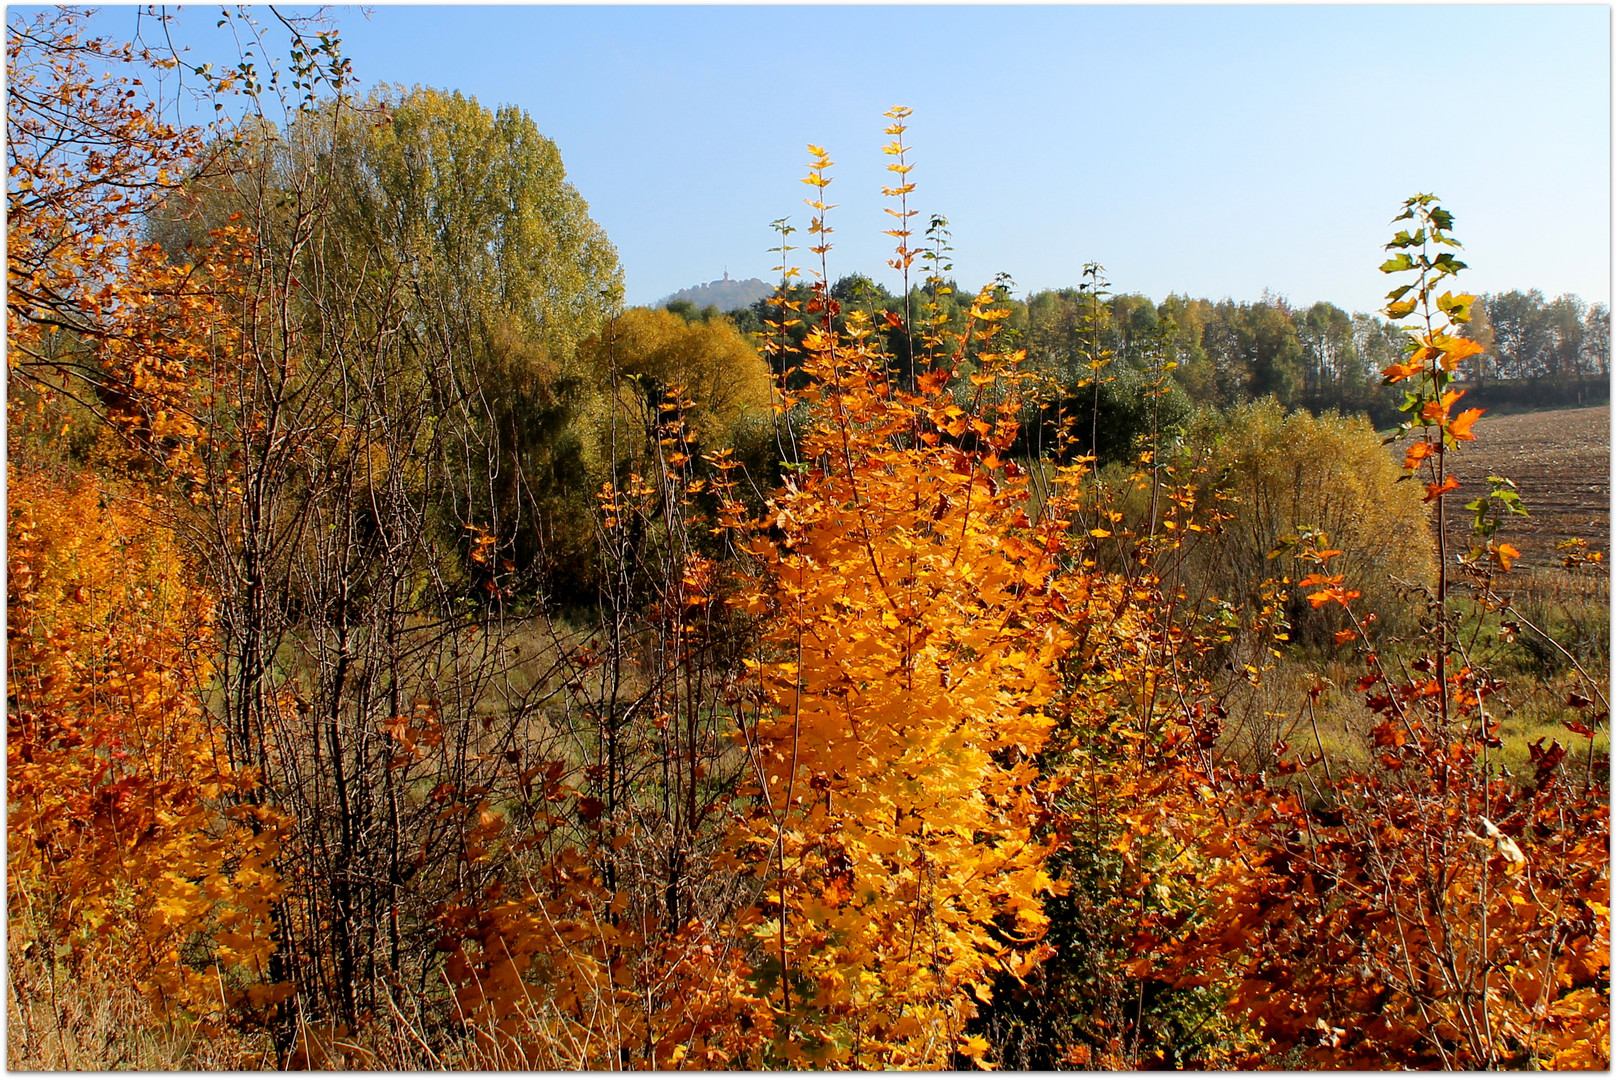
<box><xmin>1181</xmin><ymin>398</ymin><xmax>1436</xmax><ymax>646</ymax></box>
<box><xmin>576</xmin><ymin>306</ymin><xmax>774</xmax><ymax>447</ymax></box>
<box><xmin>7</xmin><ymin>464</ymin><xmax>286</xmax><ymax>1024</ymax></box>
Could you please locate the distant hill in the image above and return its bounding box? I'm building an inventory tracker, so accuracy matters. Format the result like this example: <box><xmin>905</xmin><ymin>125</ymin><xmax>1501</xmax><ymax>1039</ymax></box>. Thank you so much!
<box><xmin>656</xmin><ymin>274</ymin><xmax>773</xmax><ymax>312</ymax></box>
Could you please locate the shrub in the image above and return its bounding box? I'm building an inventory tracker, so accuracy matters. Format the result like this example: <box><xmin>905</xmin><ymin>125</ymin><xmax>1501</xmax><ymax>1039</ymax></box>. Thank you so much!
<box><xmin>576</xmin><ymin>306</ymin><xmax>775</xmax><ymax>447</ymax></box>
<box><xmin>1181</xmin><ymin>398</ymin><xmax>1435</xmax><ymax>646</ymax></box>
<box><xmin>7</xmin><ymin>464</ymin><xmax>286</xmax><ymax>1025</ymax></box>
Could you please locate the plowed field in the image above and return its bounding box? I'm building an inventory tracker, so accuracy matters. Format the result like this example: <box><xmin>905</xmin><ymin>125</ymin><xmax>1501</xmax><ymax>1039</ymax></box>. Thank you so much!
<box><xmin>1409</xmin><ymin>405</ymin><xmax>1610</xmax><ymax>578</ymax></box>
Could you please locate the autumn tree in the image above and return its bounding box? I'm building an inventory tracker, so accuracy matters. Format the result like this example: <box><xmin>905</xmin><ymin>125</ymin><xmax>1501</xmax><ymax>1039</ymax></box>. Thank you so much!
<box><xmin>578</xmin><ymin>305</ymin><xmax>773</xmax><ymax>447</ymax></box>
<box><xmin>351</xmin><ymin>86</ymin><xmax>623</xmax><ymax>598</ymax></box>
<box><xmin>150</xmin><ymin>84</ymin><xmax>624</xmax><ymax>602</ymax></box>
<box><xmin>6</xmin><ymin>6</ymin><xmax>290</xmax><ymax>1036</ymax></box>
<box><xmin>165</xmin><ymin>82</ymin><xmax>605</xmax><ymax>1044</ymax></box>
<box><xmin>6</xmin><ymin>6</ymin><xmax>248</xmax><ymax>479</ymax></box>
<box><xmin>5</xmin><ymin>9</ymin><xmax>621</xmax><ymax>1047</ymax></box>
<box><xmin>721</xmin><ymin>298</ymin><xmax>1079</xmax><ymax>1066</ymax></box>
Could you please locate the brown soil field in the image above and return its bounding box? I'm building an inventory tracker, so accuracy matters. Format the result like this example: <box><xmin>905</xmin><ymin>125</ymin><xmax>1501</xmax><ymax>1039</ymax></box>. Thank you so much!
<box><xmin>1403</xmin><ymin>404</ymin><xmax>1610</xmax><ymax>578</ymax></box>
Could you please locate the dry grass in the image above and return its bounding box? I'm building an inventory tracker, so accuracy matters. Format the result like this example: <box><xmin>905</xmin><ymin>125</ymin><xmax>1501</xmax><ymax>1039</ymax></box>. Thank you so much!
<box><xmin>5</xmin><ymin>934</ymin><xmax>609</xmax><ymax>1070</ymax></box>
<box><xmin>7</xmin><ymin>939</ymin><xmax>274</xmax><ymax>1070</ymax></box>
<box><xmin>1216</xmin><ymin>647</ymin><xmax>1608</xmax><ymax>790</ymax></box>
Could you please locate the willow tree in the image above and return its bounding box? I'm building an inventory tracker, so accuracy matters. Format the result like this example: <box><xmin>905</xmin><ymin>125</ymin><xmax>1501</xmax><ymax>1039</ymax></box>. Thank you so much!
<box><xmin>578</xmin><ymin>306</ymin><xmax>773</xmax><ymax>444</ymax></box>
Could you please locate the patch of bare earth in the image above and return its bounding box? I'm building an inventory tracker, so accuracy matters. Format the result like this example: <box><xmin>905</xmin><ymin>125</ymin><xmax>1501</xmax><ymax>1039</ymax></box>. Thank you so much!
<box><xmin>1401</xmin><ymin>405</ymin><xmax>1610</xmax><ymax>578</ymax></box>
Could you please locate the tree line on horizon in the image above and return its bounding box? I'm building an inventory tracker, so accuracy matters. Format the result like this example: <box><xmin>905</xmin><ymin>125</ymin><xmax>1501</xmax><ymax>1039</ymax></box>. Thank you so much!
<box><xmin>709</xmin><ymin>274</ymin><xmax>1610</xmax><ymax>431</ymax></box>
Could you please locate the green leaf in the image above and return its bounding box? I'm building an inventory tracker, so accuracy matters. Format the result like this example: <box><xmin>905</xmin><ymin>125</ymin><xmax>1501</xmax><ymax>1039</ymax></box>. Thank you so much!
<box><xmin>1429</xmin><ymin>207</ymin><xmax>1455</xmax><ymax>232</ymax></box>
<box><xmin>1436</xmin><ymin>291</ymin><xmax>1474</xmax><ymax>322</ymax></box>
<box><xmin>1385</xmin><ymin>283</ymin><xmax>1414</xmax><ymax>302</ymax></box>
<box><xmin>1380</xmin><ymin>255</ymin><xmax>1415</xmax><ymax>274</ymax></box>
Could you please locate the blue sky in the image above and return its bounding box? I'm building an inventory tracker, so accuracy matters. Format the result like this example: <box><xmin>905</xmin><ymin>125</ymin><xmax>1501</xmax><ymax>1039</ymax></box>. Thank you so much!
<box><xmin>62</xmin><ymin>5</ymin><xmax>1612</xmax><ymax>313</ymax></box>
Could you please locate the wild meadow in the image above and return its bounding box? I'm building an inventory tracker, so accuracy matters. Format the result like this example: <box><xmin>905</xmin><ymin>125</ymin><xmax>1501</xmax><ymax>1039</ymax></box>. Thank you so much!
<box><xmin>7</xmin><ymin>8</ymin><xmax>1608</xmax><ymax>1069</ymax></box>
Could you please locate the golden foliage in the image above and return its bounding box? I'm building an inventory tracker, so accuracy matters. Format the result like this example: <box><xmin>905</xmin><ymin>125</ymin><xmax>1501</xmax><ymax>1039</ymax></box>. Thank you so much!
<box><xmin>579</xmin><ymin>306</ymin><xmax>775</xmax><ymax>443</ymax></box>
<box><xmin>7</xmin><ymin>463</ymin><xmax>286</xmax><ymax>1022</ymax></box>
<box><xmin>712</xmin><ymin>284</ymin><xmax>1109</xmax><ymax>1066</ymax></box>
<box><xmin>7</xmin><ymin>8</ymin><xmax>248</xmax><ymax>485</ymax></box>
<box><xmin>1184</xmin><ymin>399</ymin><xmax>1435</xmax><ymax>639</ymax></box>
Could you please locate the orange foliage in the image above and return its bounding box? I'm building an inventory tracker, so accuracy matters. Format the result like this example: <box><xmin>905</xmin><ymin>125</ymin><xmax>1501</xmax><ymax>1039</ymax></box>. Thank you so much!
<box><xmin>6</xmin><ymin>9</ymin><xmax>206</xmax><ymax>339</ymax></box>
<box><xmin>1133</xmin><ymin>198</ymin><xmax>1610</xmax><ymax>1069</ymax></box>
<box><xmin>719</xmin><ymin>294</ymin><xmax>1091</xmax><ymax>1066</ymax></box>
<box><xmin>7</xmin><ymin>8</ymin><xmax>246</xmax><ymax>484</ymax></box>
<box><xmin>7</xmin><ymin>463</ymin><xmax>287</xmax><ymax>1022</ymax></box>
<box><xmin>1143</xmin><ymin>736</ymin><xmax>1609</xmax><ymax>1067</ymax></box>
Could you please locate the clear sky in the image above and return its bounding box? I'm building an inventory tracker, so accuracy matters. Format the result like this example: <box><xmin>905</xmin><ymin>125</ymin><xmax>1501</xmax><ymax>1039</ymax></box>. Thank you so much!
<box><xmin>62</xmin><ymin>4</ymin><xmax>1612</xmax><ymax>313</ymax></box>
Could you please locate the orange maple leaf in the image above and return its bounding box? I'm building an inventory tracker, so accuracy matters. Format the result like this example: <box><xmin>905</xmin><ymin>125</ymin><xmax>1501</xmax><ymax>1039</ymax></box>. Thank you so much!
<box><xmin>1403</xmin><ymin>440</ymin><xmax>1437</xmax><ymax>470</ymax></box>
<box><xmin>1423</xmin><ymin>475</ymin><xmax>1461</xmax><ymax>502</ymax></box>
<box><xmin>1420</xmin><ymin>388</ymin><xmax>1466</xmax><ymax>425</ymax></box>
<box><xmin>1448</xmin><ymin>407</ymin><xmax>1485</xmax><ymax>441</ymax></box>
<box><xmin>1438</xmin><ymin>335</ymin><xmax>1485</xmax><ymax>370</ymax></box>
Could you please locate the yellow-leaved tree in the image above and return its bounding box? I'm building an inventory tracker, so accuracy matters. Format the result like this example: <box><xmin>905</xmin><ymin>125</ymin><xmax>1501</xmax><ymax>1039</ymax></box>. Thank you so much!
<box><xmin>723</xmin><ymin>308</ymin><xmax>1082</xmax><ymax>1066</ymax></box>
<box><xmin>712</xmin><ymin>136</ymin><xmax>1119</xmax><ymax>1068</ymax></box>
<box><xmin>578</xmin><ymin>306</ymin><xmax>774</xmax><ymax>447</ymax></box>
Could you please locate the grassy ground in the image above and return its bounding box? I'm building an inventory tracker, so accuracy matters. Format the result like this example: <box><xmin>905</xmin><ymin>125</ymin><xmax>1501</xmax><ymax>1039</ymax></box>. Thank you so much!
<box><xmin>7</xmin><ymin>941</ymin><xmax>274</xmax><ymax>1070</ymax></box>
<box><xmin>1216</xmin><ymin>566</ymin><xmax>1610</xmax><ymax>784</ymax></box>
<box><xmin>6</xmin><ymin>935</ymin><xmax>600</xmax><ymax>1070</ymax></box>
